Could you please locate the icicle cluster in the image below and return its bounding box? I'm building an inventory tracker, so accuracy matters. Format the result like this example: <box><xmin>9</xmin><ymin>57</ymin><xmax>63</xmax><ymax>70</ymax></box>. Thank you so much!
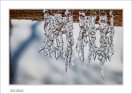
<box><xmin>39</xmin><ymin>10</ymin><xmax>115</xmax><ymax>78</ymax></box>
<box><xmin>64</xmin><ymin>10</ymin><xmax>74</xmax><ymax>72</ymax></box>
<box><xmin>97</xmin><ymin>11</ymin><xmax>115</xmax><ymax>79</ymax></box>
<box><xmin>76</xmin><ymin>11</ymin><xmax>98</xmax><ymax>64</ymax></box>
<box><xmin>39</xmin><ymin>10</ymin><xmax>74</xmax><ymax>72</ymax></box>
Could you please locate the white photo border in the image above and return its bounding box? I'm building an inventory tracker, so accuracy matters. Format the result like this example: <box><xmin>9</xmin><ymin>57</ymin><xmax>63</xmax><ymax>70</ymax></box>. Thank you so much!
<box><xmin>1</xmin><ymin>0</ymin><xmax>132</xmax><ymax>94</ymax></box>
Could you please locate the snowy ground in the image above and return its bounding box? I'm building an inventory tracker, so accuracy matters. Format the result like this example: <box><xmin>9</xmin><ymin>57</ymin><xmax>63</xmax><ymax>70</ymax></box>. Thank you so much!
<box><xmin>10</xmin><ymin>19</ymin><xmax>123</xmax><ymax>84</ymax></box>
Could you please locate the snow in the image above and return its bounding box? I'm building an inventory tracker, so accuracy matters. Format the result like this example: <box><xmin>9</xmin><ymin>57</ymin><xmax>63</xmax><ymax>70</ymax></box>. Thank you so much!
<box><xmin>10</xmin><ymin>19</ymin><xmax>123</xmax><ymax>84</ymax></box>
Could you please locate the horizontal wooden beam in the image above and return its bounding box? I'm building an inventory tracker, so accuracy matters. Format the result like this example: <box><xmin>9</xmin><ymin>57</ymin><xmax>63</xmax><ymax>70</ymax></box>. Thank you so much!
<box><xmin>10</xmin><ymin>9</ymin><xmax>123</xmax><ymax>26</ymax></box>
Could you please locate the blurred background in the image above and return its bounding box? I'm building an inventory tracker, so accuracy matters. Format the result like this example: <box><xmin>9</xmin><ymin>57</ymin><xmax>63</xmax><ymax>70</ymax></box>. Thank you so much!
<box><xmin>10</xmin><ymin>9</ymin><xmax>123</xmax><ymax>85</ymax></box>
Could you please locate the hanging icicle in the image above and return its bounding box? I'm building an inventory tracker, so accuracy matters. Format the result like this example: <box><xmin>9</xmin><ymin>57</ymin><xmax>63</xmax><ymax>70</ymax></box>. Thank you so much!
<box><xmin>86</xmin><ymin>11</ymin><xmax>98</xmax><ymax>63</ymax></box>
<box><xmin>97</xmin><ymin>10</ymin><xmax>115</xmax><ymax>79</ymax></box>
<box><xmin>76</xmin><ymin>11</ymin><xmax>87</xmax><ymax>62</ymax></box>
<box><xmin>53</xmin><ymin>10</ymin><xmax>64</xmax><ymax>60</ymax></box>
<box><xmin>64</xmin><ymin>10</ymin><xmax>74</xmax><ymax>72</ymax></box>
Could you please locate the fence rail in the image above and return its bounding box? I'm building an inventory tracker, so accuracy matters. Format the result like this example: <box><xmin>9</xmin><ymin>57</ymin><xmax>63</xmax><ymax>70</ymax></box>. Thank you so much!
<box><xmin>10</xmin><ymin>9</ymin><xmax>123</xmax><ymax>26</ymax></box>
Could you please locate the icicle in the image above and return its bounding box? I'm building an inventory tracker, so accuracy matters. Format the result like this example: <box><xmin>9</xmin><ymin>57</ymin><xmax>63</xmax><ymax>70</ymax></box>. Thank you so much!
<box><xmin>86</xmin><ymin>12</ymin><xmax>97</xmax><ymax>63</ymax></box>
<box><xmin>98</xmin><ymin>11</ymin><xmax>108</xmax><ymax>79</ymax></box>
<box><xmin>64</xmin><ymin>10</ymin><xmax>74</xmax><ymax>72</ymax></box>
<box><xmin>97</xmin><ymin>10</ymin><xmax>115</xmax><ymax>79</ymax></box>
<box><xmin>76</xmin><ymin>11</ymin><xmax>87</xmax><ymax>62</ymax></box>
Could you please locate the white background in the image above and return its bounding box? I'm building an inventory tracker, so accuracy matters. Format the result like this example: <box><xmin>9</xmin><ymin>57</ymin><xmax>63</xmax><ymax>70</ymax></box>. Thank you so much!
<box><xmin>0</xmin><ymin>0</ymin><xmax>132</xmax><ymax>94</ymax></box>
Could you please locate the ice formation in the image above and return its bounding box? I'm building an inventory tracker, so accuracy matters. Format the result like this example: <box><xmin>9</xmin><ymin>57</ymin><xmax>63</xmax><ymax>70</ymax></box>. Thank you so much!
<box><xmin>39</xmin><ymin>10</ymin><xmax>115</xmax><ymax>78</ymax></box>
